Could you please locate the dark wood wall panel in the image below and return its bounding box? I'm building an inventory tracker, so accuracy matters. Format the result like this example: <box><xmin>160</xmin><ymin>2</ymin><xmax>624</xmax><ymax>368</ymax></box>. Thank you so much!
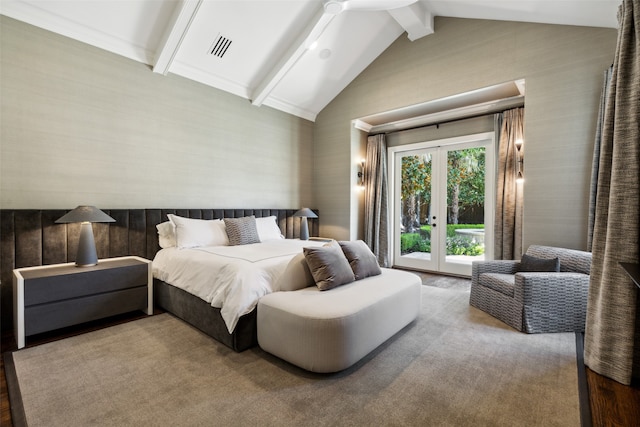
<box><xmin>42</xmin><ymin>210</ymin><xmax>68</xmax><ymax>266</ymax></box>
<box><xmin>0</xmin><ymin>208</ymin><xmax>318</xmax><ymax>331</ymax></box>
<box><xmin>15</xmin><ymin>211</ymin><xmax>42</xmax><ymax>269</ymax></box>
<box><xmin>108</xmin><ymin>210</ymin><xmax>130</xmax><ymax>258</ymax></box>
<box><xmin>129</xmin><ymin>210</ymin><xmax>147</xmax><ymax>258</ymax></box>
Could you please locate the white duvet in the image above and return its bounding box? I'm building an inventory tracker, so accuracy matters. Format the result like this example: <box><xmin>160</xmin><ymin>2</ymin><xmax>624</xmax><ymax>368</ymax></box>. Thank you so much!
<box><xmin>152</xmin><ymin>239</ymin><xmax>324</xmax><ymax>333</ymax></box>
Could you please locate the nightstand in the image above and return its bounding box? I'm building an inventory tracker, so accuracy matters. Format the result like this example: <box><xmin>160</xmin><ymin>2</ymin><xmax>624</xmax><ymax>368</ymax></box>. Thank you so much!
<box><xmin>13</xmin><ymin>256</ymin><xmax>152</xmax><ymax>349</ymax></box>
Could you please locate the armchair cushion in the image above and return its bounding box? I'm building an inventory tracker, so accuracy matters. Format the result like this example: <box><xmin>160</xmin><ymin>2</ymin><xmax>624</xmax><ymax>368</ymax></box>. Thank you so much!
<box><xmin>479</xmin><ymin>273</ymin><xmax>515</xmax><ymax>297</ymax></box>
<box><xmin>472</xmin><ymin>260</ymin><xmax>518</xmax><ymax>284</ymax></box>
<box><xmin>517</xmin><ymin>254</ymin><xmax>560</xmax><ymax>272</ymax></box>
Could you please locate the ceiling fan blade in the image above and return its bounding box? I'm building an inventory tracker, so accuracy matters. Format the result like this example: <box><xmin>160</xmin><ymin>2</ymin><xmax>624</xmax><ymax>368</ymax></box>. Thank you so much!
<box><xmin>342</xmin><ymin>0</ymin><xmax>419</xmax><ymax>12</ymax></box>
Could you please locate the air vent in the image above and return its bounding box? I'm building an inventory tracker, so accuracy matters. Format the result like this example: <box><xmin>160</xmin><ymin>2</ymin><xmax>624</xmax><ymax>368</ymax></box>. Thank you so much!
<box><xmin>209</xmin><ymin>34</ymin><xmax>232</xmax><ymax>58</ymax></box>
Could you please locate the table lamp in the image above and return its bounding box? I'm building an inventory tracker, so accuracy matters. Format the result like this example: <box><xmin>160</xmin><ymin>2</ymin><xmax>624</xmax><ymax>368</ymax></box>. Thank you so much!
<box><xmin>56</xmin><ymin>206</ymin><xmax>115</xmax><ymax>267</ymax></box>
<box><xmin>293</xmin><ymin>208</ymin><xmax>318</xmax><ymax>241</ymax></box>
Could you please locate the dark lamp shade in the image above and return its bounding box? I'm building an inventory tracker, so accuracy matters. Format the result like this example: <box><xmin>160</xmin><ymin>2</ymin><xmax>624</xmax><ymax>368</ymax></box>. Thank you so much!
<box><xmin>55</xmin><ymin>206</ymin><xmax>115</xmax><ymax>224</ymax></box>
<box><xmin>293</xmin><ymin>208</ymin><xmax>317</xmax><ymax>241</ymax></box>
<box><xmin>55</xmin><ymin>206</ymin><xmax>115</xmax><ymax>267</ymax></box>
<box><xmin>293</xmin><ymin>208</ymin><xmax>318</xmax><ymax>219</ymax></box>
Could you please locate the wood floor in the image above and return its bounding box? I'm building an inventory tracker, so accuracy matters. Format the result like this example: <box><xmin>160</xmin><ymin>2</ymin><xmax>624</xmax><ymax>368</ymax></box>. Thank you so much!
<box><xmin>587</xmin><ymin>368</ymin><xmax>640</xmax><ymax>426</ymax></box>
<box><xmin>2</xmin><ymin>313</ymin><xmax>639</xmax><ymax>426</ymax></box>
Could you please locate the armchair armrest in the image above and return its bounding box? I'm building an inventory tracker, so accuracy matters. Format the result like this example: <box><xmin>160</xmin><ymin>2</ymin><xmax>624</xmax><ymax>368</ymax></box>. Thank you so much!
<box><xmin>513</xmin><ymin>272</ymin><xmax>590</xmax><ymax>304</ymax></box>
<box><xmin>472</xmin><ymin>260</ymin><xmax>519</xmax><ymax>283</ymax></box>
<box><xmin>513</xmin><ymin>272</ymin><xmax>590</xmax><ymax>332</ymax></box>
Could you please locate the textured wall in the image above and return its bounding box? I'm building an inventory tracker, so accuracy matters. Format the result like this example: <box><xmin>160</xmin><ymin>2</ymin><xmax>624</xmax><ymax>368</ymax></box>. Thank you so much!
<box><xmin>0</xmin><ymin>17</ymin><xmax>314</xmax><ymax>210</ymax></box>
<box><xmin>314</xmin><ymin>17</ymin><xmax>617</xmax><ymax>251</ymax></box>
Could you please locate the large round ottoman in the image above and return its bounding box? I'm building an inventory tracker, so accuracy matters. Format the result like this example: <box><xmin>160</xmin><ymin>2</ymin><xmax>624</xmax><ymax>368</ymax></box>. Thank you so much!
<box><xmin>257</xmin><ymin>268</ymin><xmax>421</xmax><ymax>373</ymax></box>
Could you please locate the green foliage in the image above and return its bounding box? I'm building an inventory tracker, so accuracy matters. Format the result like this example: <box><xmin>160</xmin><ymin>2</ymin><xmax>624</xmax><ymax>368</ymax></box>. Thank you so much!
<box><xmin>400</xmin><ymin>224</ymin><xmax>485</xmax><ymax>256</ymax></box>
<box><xmin>401</xmin><ymin>155</ymin><xmax>431</xmax><ymax>203</ymax></box>
<box><xmin>447</xmin><ymin>148</ymin><xmax>486</xmax><ymax>207</ymax></box>
<box><xmin>401</xmin><ymin>147</ymin><xmax>486</xmax><ymax>227</ymax></box>
<box><xmin>400</xmin><ymin>233</ymin><xmax>431</xmax><ymax>254</ymax></box>
<box><xmin>445</xmin><ymin>236</ymin><xmax>485</xmax><ymax>256</ymax></box>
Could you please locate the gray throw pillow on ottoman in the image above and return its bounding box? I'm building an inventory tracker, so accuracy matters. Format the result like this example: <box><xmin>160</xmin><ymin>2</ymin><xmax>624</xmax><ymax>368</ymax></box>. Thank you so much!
<box><xmin>338</xmin><ymin>240</ymin><xmax>382</xmax><ymax>280</ymax></box>
<box><xmin>303</xmin><ymin>241</ymin><xmax>355</xmax><ymax>291</ymax></box>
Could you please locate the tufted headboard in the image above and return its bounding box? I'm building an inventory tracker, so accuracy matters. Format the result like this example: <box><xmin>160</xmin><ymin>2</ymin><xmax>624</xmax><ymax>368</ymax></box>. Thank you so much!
<box><xmin>0</xmin><ymin>208</ymin><xmax>319</xmax><ymax>331</ymax></box>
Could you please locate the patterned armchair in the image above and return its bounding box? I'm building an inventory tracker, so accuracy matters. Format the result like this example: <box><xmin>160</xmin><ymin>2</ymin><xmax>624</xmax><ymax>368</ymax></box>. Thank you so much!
<box><xmin>470</xmin><ymin>245</ymin><xmax>592</xmax><ymax>333</ymax></box>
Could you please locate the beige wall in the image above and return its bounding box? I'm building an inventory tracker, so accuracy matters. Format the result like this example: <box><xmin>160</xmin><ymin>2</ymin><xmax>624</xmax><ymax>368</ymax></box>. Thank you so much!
<box><xmin>0</xmin><ymin>16</ymin><xmax>314</xmax><ymax>210</ymax></box>
<box><xmin>314</xmin><ymin>17</ymin><xmax>617</xmax><ymax>251</ymax></box>
<box><xmin>1</xmin><ymin>16</ymin><xmax>619</xmax><ymax>251</ymax></box>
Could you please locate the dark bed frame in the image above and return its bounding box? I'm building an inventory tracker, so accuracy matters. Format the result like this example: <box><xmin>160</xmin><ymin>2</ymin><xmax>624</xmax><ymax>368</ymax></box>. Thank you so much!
<box><xmin>0</xmin><ymin>208</ymin><xmax>318</xmax><ymax>351</ymax></box>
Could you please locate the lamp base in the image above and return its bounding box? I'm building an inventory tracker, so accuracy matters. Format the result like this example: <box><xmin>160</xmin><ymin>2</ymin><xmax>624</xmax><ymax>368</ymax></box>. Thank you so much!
<box><xmin>76</xmin><ymin>222</ymin><xmax>98</xmax><ymax>267</ymax></box>
<box><xmin>300</xmin><ymin>217</ymin><xmax>309</xmax><ymax>241</ymax></box>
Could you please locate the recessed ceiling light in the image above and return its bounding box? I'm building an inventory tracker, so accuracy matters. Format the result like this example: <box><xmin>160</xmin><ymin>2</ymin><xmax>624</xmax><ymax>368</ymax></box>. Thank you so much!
<box><xmin>319</xmin><ymin>49</ymin><xmax>332</xmax><ymax>60</ymax></box>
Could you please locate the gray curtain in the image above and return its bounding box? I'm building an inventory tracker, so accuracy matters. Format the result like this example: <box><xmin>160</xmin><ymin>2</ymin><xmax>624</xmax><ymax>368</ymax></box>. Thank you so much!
<box><xmin>585</xmin><ymin>0</ymin><xmax>640</xmax><ymax>386</ymax></box>
<box><xmin>363</xmin><ymin>134</ymin><xmax>389</xmax><ymax>267</ymax></box>
<box><xmin>587</xmin><ymin>66</ymin><xmax>613</xmax><ymax>252</ymax></box>
<box><xmin>494</xmin><ymin>107</ymin><xmax>525</xmax><ymax>260</ymax></box>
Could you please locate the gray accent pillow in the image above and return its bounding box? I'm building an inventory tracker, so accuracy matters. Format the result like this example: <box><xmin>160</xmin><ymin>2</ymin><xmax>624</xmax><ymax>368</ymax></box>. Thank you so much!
<box><xmin>223</xmin><ymin>216</ymin><xmax>260</xmax><ymax>246</ymax></box>
<box><xmin>338</xmin><ymin>240</ymin><xmax>382</xmax><ymax>280</ymax></box>
<box><xmin>518</xmin><ymin>254</ymin><xmax>560</xmax><ymax>272</ymax></box>
<box><xmin>303</xmin><ymin>241</ymin><xmax>355</xmax><ymax>291</ymax></box>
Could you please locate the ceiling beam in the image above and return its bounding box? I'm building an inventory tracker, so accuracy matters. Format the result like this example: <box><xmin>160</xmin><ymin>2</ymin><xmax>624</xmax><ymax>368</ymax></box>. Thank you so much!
<box><xmin>388</xmin><ymin>1</ymin><xmax>433</xmax><ymax>41</ymax></box>
<box><xmin>152</xmin><ymin>0</ymin><xmax>202</xmax><ymax>75</ymax></box>
<box><xmin>250</xmin><ymin>6</ymin><xmax>336</xmax><ymax>107</ymax></box>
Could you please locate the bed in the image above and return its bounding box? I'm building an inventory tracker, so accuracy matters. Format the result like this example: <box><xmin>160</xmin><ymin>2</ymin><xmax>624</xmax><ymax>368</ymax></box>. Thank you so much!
<box><xmin>153</xmin><ymin>214</ymin><xmax>326</xmax><ymax>351</ymax></box>
<box><xmin>0</xmin><ymin>208</ymin><xmax>318</xmax><ymax>352</ymax></box>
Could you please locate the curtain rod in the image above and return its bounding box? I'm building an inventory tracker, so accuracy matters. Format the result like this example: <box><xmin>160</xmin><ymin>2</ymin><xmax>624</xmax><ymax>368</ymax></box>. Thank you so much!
<box><xmin>374</xmin><ymin>104</ymin><xmax>524</xmax><ymax>136</ymax></box>
<box><xmin>378</xmin><ymin>112</ymin><xmax>493</xmax><ymax>136</ymax></box>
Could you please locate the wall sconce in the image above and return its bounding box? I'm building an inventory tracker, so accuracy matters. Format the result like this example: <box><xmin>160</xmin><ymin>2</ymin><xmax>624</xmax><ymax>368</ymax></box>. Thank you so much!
<box><xmin>515</xmin><ymin>139</ymin><xmax>524</xmax><ymax>183</ymax></box>
<box><xmin>357</xmin><ymin>159</ymin><xmax>365</xmax><ymax>187</ymax></box>
<box><xmin>293</xmin><ymin>208</ymin><xmax>318</xmax><ymax>241</ymax></box>
<box><xmin>55</xmin><ymin>206</ymin><xmax>115</xmax><ymax>267</ymax></box>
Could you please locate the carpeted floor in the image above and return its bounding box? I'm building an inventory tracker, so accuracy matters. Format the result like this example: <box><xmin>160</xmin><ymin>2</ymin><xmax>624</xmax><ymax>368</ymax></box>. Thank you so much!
<box><xmin>414</xmin><ymin>271</ymin><xmax>473</xmax><ymax>291</ymax></box>
<box><xmin>6</xmin><ymin>284</ymin><xmax>580</xmax><ymax>426</ymax></box>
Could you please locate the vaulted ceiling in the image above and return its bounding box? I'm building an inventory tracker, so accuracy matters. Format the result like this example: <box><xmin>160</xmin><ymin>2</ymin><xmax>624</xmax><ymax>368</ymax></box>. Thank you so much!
<box><xmin>1</xmin><ymin>0</ymin><xmax>620</xmax><ymax>121</ymax></box>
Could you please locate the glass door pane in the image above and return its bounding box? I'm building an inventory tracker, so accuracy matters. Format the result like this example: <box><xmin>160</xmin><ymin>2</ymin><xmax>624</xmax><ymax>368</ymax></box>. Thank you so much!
<box><xmin>394</xmin><ymin>148</ymin><xmax>439</xmax><ymax>271</ymax></box>
<box><xmin>441</xmin><ymin>145</ymin><xmax>487</xmax><ymax>275</ymax></box>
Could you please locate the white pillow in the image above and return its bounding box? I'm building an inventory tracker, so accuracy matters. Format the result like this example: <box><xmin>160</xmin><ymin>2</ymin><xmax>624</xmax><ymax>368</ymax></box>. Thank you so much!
<box><xmin>256</xmin><ymin>215</ymin><xmax>284</xmax><ymax>241</ymax></box>
<box><xmin>167</xmin><ymin>214</ymin><xmax>229</xmax><ymax>249</ymax></box>
<box><xmin>274</xmin><ymin>253</ymin><xmax>315</xmax><ymax>291</ymax></box>
<box><xmin>156</xmin><ymin>221</ymin><xmax>176</xmax><ymax>248</ymax></box>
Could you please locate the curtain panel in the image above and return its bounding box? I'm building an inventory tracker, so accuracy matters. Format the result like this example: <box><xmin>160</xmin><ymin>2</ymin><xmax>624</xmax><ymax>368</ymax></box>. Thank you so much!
<box><xmin>494</xmin><ymin>107</ymin><xmax>525</xmax><ymax>260</ymax></box>
<box><xmin>585</xmin><ymin>0</ymin><xmax>640</xmax><ymax>385</ymax></box>
<box><xmin>363</xmin><ymin>134</ymin><xmax>390</xmax><ymax>267</ymax></box>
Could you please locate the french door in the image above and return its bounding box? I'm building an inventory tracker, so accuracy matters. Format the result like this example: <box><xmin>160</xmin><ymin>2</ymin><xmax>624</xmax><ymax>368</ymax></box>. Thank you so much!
<box><xmin>389</xmin><ymin>133</ymin><xmax>494</xmax><ymax>276</ymax></box>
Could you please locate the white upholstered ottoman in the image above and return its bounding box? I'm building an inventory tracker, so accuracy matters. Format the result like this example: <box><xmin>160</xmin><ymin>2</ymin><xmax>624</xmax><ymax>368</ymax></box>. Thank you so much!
<box><xmin>257</xmin><ymin>268</ymin><xmax>421</xmax><ymax>373</ymax></box>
